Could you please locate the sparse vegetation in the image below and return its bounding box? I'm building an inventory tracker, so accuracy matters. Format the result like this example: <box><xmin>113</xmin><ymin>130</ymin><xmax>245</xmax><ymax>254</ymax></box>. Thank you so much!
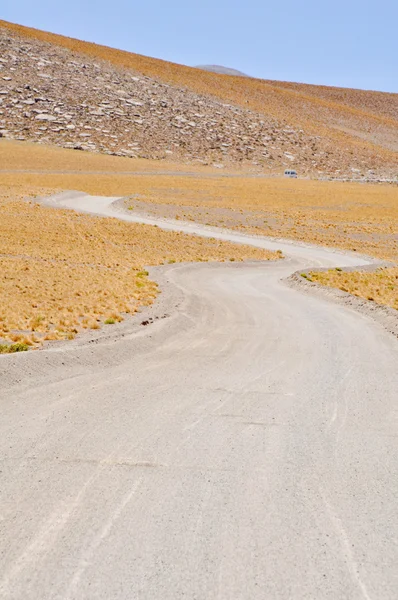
<box><xmin>310</xmin><ymin>267</ymin><xmax>398</xmax><ymax>311</ymax></box>
<box><xmin>0</xmin><ymin>141</ymin><xmax>397</xmax><ymax>323</ymax></box>
<box><xmin>1</xmin><ymin>143</ymin><xmax>397</xmax><ymax>266</ymax></box>
<box><xmin>0</xmin><ymin>342</ymin><xmax>30</xmax><ymax>354</ymax></box>
<box><xmin>2</xmin><ymin>140</ymin><xmax>395</xmax><ymax>263</ymax></box>
<box><xmin>0</xmin><ymin>183</ymin><xmax>278</xmax><ymax>349</ymax></box>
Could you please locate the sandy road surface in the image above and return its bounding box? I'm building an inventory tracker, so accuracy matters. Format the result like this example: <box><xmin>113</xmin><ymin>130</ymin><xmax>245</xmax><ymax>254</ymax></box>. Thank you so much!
<box><xmin>1</xmin><ymin>193</ymin><xmax>397</xmax><ymax>599</ymax></box>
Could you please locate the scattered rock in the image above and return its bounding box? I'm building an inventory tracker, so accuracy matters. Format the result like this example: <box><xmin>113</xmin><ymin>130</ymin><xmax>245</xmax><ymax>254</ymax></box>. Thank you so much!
<box><xmin>35</xmin><ymin>113</ymin><xmax>56</xmax><ymax>121</ymax></box>
<box><xmin>0</xmin><ymin>24</ymin><xmax>395</xmax><ymax>179</ymax></box>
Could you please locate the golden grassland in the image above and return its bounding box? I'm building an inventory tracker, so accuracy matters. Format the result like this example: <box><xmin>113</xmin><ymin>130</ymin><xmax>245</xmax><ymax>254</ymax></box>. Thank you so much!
<box><xmin>1</xmin><ymin>140</ymin><xmax>397</xmax><ymax>264</ymax></box>
<box><xmin>0</xmin><ymin>184</ymin><xmax>277</xmax><ymax>350</ymax></box>
<box><xmin>121</xmin><ymin>176</ymin><xmax>398</xmax><ymax>262</ymax></box>
<box><xmin>309</xmin><ymin>268</ymin><xmax>398</xmax><ymax>311</ymax></box>
<box><xmin>3</xmin><ymin>153</ymin><xmax>395</xmax><ymax>260</ymax></box>
<box><xmin>1</xmin><ymin>141</ymin><xmax>397</xmax><ymax>316</ymax></box>
<box><xmin>2</xmin><ymin>18</ymin><xmax>398</xmax><ymax>168</ymax></box>
<box><xmin>0</xmin><ymin>139</ymin><xmax>220</xmax><ymax>174</ymax></box>
<box><xmin>118</xmin><ymin>173</ymin><xmax>398</xmax><ymax>310</ymax></box>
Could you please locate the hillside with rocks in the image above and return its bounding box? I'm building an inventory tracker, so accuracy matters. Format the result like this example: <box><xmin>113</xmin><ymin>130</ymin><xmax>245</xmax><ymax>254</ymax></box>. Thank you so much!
<box><xmin>0</xmin><ymin>27</ymin><xmax>316</xmax><ymax>168</ymax></box>
<box><xmin>0</xmin><ymin>20</ymin><xmax>397</xmax><ymax>179</ymax></box>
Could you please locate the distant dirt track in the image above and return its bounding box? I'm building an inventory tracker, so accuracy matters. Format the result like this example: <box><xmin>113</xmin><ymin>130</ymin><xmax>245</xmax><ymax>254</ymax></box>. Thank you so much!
<box><xmin>1</xmin><ymin>192</ymin><xmax>397</xmax><ymax>599</ymax></box>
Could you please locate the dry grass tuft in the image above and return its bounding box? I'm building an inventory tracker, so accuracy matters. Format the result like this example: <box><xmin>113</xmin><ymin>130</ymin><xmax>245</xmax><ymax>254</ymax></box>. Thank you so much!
<box><xmin>0</xmin><ymin>342</ymin><xmax>30</xmax><ymax>354</ymax></box>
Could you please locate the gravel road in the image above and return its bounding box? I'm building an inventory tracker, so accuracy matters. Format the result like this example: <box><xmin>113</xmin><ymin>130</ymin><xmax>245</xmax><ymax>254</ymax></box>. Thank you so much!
<box><xmin>1</xmin><ymin>193</ymin><xmax>397</xmax><ymax>599</ymax></box>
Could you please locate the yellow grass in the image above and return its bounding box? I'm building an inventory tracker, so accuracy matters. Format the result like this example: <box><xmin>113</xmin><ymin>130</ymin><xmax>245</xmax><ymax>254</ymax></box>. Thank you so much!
<box><xmin>309</xmin><ymin>268</ymin><xmax>398</xmax><ymax>311</ymax></box>
<box><xmin>0</xmin><ymin>184</ymin><xmax>277</xmax><ymax>348</ymax></box>
<box><xmin>1</xmin><ymin>140</ymin><xmax>397</xmax><ymax>317</ymax></box>
<box><xmin>0</xmin><ymin>139</ymin><xmax>221</xmax><ymax>174</ymax></box>
<box><xmin>1</xmin><ymin>140</ymin><xmax>397</xmax><ymax>263</ymax></box>
<box><xmin>3</xmin><ymin>159</ymin><xmax>395</xmax><ymax>261</ymax></box>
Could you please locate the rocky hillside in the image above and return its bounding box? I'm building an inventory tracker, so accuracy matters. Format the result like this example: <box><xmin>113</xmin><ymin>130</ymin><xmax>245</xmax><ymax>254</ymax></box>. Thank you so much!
<box><xmin>0</xmin><ymin>20</ymin><xmax>397</xmax><ymax>179</ymax></box>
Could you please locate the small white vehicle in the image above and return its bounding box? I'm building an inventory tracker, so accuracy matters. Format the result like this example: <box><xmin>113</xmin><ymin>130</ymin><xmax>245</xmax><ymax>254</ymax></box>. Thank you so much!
<box><xmin>284</xmin><ymin>169</ymin><xmax>298</xmax><ymax>178</ymax></box>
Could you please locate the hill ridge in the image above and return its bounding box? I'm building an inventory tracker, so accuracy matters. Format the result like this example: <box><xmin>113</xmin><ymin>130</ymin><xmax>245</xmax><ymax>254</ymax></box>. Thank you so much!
<box><xmin>0</xmin><ymin>19</ymin><xmax>397</xmax><ymax>178</ymax></box>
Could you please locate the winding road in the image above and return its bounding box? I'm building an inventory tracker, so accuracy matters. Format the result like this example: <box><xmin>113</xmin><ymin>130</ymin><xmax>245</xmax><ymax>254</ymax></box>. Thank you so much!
<box><xmin>1</xmin><ymin>193</ymin><xmax>397</xmax><ymax>599</ymax></box>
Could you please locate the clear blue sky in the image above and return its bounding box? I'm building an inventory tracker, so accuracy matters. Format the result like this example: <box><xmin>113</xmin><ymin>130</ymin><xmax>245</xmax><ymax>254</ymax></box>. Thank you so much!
<box><xmin>2</xmin><ymin>0</ymin><xmax>397</xmax><ymax>93</ymax></box>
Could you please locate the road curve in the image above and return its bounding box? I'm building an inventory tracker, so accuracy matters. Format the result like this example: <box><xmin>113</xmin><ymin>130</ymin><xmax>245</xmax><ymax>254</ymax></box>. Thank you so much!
<box><xmin>1</xmin><ymin>193</ymin><xmax>397</xmax><ymax>599</ymax></box>
<box><xmin>41</xmin><ymin>191</ymin><xmax>372</xmax><ymax>269</ymax></box>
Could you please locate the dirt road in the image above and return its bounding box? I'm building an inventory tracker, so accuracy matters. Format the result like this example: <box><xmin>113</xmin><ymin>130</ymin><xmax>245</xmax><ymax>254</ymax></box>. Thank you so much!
<box><xmin>1</xmin><ymin>193</ymin><xmax>397</xmax><ymax>599</ymax></box>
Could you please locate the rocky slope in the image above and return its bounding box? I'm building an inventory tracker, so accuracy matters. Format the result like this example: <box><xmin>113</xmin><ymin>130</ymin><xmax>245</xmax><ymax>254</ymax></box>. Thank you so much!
<box><xmin>0</xmin><ymin>21</ymin><xmax>397</xmax><ymax>179</ymax></box>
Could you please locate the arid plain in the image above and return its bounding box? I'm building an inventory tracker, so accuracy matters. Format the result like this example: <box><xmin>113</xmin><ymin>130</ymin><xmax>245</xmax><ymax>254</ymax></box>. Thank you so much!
<box><xmin>1</xmin><ymin>138</ymin><xmax>397</xmax><ymax>351</ymax></box>
<box><xmin>1</xmin><ymin>141</ymin><xmax>279</xmax><ymax>350</ymax></box>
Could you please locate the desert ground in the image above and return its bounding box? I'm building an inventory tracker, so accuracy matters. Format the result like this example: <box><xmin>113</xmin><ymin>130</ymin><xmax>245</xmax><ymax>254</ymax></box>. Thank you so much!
<box><xmin>1</xmin><ymin>139</ymin><xmax>397</xmax><ymax>334</ymax></box>
<box><xmin>0</xmin><ymin>17</ymin><xmax>397</xmax><ymax>600</ymax></box>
